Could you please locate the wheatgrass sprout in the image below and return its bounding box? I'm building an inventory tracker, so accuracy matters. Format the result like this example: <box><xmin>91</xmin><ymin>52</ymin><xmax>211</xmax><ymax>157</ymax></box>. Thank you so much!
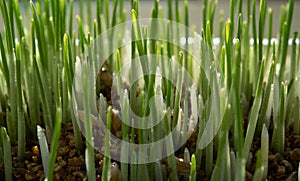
<box><xmin>81</xmin><ymin>59</ymin><xmax>96</xmax><ymax>180</ymax></box>
<box><xmin>164</xmin><ymin>110</ymin><xmax>179</xmax><ymax>181</ymax></box>
<box><xmin>252</xmin><ymin>151</ymin><xmax>263</xmax><ymax>181</ymax></box>
<box><xmin>271</xmin><ymin>83</ymin><xmax>287</xmax><ymax>154</ymax></box>
<box><xmin>189</xmin><ymin>154</ymin><xmax>196</xmax><ymax>181</ymax></box>
<box><xmin>37</xmin><ymin>125</ymin><xmax>49</xmax><ymax>176</ymax></box>
<box><xmin>46</xmin><ymin>108</ymin><xmax>62</xmax><ymax>181</ymax></box>
<box><xmin>261</xmin><ymin>124</ymin><xmax>269</xmax><ymax>180</ymax></box>
<box><xmin>102</xmin><ymin>106</ymin><xmax>112</xmax><ymax>181</ymax></box>
<box><xmin>242</xmin><ymin>59</ymin><xmax>265</xmax><ymax>160</ymax></box>
<box><xmin>121</xmin><ymin>90</ymin><xmax>129</xmax><ymax>181</ymax></box>
<box><xmin>0</xmin><ymin>0</ymin><xmax>300</xmax><ymax>180</ymax></box>
<box><xmin>1</xmin><ymin>127</ymin><xmax>12</xmax><ymax>180</ymax></box>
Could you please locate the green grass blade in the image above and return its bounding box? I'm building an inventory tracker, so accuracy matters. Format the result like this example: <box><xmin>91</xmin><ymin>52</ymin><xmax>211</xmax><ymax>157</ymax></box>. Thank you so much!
<box><xmin>253</xmin><ymin>166</ymin><xmax>263</xmax><ymax>180</ymax></box>
<box><xmin>218</xmin><ymin>10</ymin><xmax>224</xmax><ymax>55</ymax></box>
<box><xmin>225</xmin><ymin>20</ymin><xmax>232</xmax><ymax>92</ymax></box>
<box><xmin>265</xmin><ymin>8</ymin><xmax>273</xmax><ymax>62</ymax></box>
<box><xmin>256</xmin><ymin>61</ymin><xmax>275</xmax><ymax>134</ymax></box>
<box><xmin>131</xmin><ymin>9</ymin><xmax>149</xmax><ymax>88</ymax></box>
<box><xmin>37</xmin><ymin>125</ymin><xmax>50</xmax><ymax>176</ymax></box>
<box><xmin>79</xmin><ymin>0</ymin><xmax>83</xmax><ymax>23</ymax></box>
<box><xmin>251</xmin><ymin>0</ymin><xmax>258</xmax><ymax>92</ymax></box>
<box><xmin>202</xmin><ymin>0</ymin><xmax>207</xmax><ymax>31</ymax></box>
<box><xmin>205</xmin><ymin>136</ymin><xmax>213</xmax><ymax>177</ymax></box>
<box><xmin>68</xmin><ymin>0</ymin><xmax>74</xmax><ymax>36</ymax></box>
<box><xmin>290</xmin><ymin>32</ymin><xmax>298</xmax><ymax>81</ymax></box>
<box><xmin>298</xmin><ymin>163</ymin><xmax>300</xmax><ymax>181</ymax></box>
<box><xmin>206</xmin><ymin>21</ymin><xmax>212</xmax><ymax>48</ymax></box>
<box><xmin>15</xmin><ymin>43</ymin><xmax>25</xmax><ymax>161</ymax></box>
<box><xmin>175</xmin><ymin>0</ymin><xmax>180</xmax><ymax>23</ymax></box>
<box><xmin>293</xmin><ymin>97</ymin><xmax>299</xmax><ymax>134</ymax></box>
<box><xmin>261</xmin><ymin>124</ymin><xmax>269</xmax><ymax>180</ymax></box>
<box><xmin>189</xmin><ymin>154</ymin><xmax>196</xmax><ymax>181</ymax></box>
<box><xmin>96</xmin><ymin>0</ymin><xmax>102</xmax><ymax>34</ymax></box>
<box><xmin>233</xmin><ymin>40</ymin><xmax>243</xmax><ymax>157</ymax></box>
<box><xmin>279</xmin><ymin>0</ymin><xmax>294</xmax><ymax>80</ymax></box>
<box><xmin>286</xmin><ymin>0</ymin><xmax>294</xmax><ymax>44</ymax></box>
<box><xmin>271</xmin><ymin>83</ymin><xmax>286</xmax><ymax>154</ymax></box>
<box><xmin>105</xmin><ymin>0</ymin><xmax>110</xmax><ymax>29</ymax></box>
<box><xmin>33</xmin><ymin>50</ymin><xmax>53</xmax><ymax>139</ymax></box>
<box><xmin>12</xmin><ymin>0</ymin><xmax>25</xmax><ymax>40</ymax></box>
<box><xmin>0</xmin><ymin>0</ymin><xmax>14</xmax><ymax>52</ymax></box>
<box><xmin>258</xmin><ymin>0</ymin><xmax>267</xmax><ymax>62</ymax></box>
<box><xmin>81</xmin><ymin>60</ymin><xmax>96</xmax><ymax>180</ymax></box>
<box><xmin>229</xmin><ymin>0</ymin><xmax>235</xmax><ymax>33</ymax></box>
<box><xmin>155</xmin><ymin>161</ymin><xmax>164</xmax><ymax>180</ymax></box>
<box><xmin>211</xmin><ymin>132</ymin><xmax>225</xmax><ymax>180</ymax></box>
<box><xmin>30</xmin><ymin>1</ymin><xmax>48</xmax><ymax>70</ymax></box>
<box><xmin>234</xmin><ymin>157</ymin><xmax>246</xmax><ymax>181</ymax></box>
<box><xmin>7</xmin><ymin>49</ymin><xmax>17</xmax><ymax>143</ymax></box>
<box><xmin>1</xmin><ymin>127</ymin><xmax>12</xmax><ymax>181</ymax></box>
<box><xmin>102</xmin><ymin>106</ymin><xmax>112</xmax><ymax>181</ymax></box>
<box><xmin>87</xmin><ymin>0</ymin><xmax>92</xmax><ymax>30</ymax></box>
<box><xmin>237</xmin><ymin>13</ymin><xmax>242</xmax><ymax>40</ymax></box>
<box><xmin>184</xmin><ymin>0</ymin><xmax>189</xmax><ymax>69</ymax></box>
<box><xmin>173</xmin><ymin>52</ymin><xmax>184</xmax><ymax>128</ymax></box>
<box><xmin>276</xmin><ymin>5</ymin><xmax>287</xmax><ymax>61</ymax></box>
<box><xmin>46</xmin><ymin>107</ymin><xmax>62</xmax><ymax>181</ymax></box>
<box><xmin>164</xmin><ymin>110</ymin><xmax>179</xmax><ymax>181</ymax></box>
<box><xmin>121</xmin><ymin>91</ymin><xmax>129</xmax><ymax>181</ymax></box>
<box><xmin>209</xmin><ymin>0</ymin><xmax>217</xmax><ymax>35</ymax></box>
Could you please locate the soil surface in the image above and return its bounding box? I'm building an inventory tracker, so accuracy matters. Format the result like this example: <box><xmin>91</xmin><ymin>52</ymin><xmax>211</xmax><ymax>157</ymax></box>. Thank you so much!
<box><xmin>0</xmin><ymin>122</ymin><xmax>299</xmax><ymax>180</ymax></box>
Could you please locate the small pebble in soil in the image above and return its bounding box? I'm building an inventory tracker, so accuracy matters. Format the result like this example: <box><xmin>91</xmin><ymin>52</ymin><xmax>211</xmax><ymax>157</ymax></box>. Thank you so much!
<box><xmin>95</xmin><ymin>153</ymin><xmax>103</xmax><ymax>161</ymax></box>
<box><xmin>32</xmin><ymin>146</ymin><xmax>39</xmax><ymax>155</ymax></box>
<box><xmin>32</xmin><ymin>156</ymin><xmax>38</xmax><ymax>163</ymax></box>
<box><xmin>32</xmin><ymin>165</ymin><xmax>42</xmax><ymax>172</ymax></box>
<box><xmin>291</xmin><ymin>148</ymin><xmax>300</xmax><ymax>162</ymax></box>
<box><xmin>282</xmin><ymin>160</ymin><xmax>293</xmax><ymax>172</ymax></box>
<box><xmin>277</xmin><ymin>165</ymin><xmax>286</xmax><ymax>175</ymax></box>
<box><xmin>68</xmin><ymin>157</ymin><xmax>85</xmax><ymax>167</ymax></box>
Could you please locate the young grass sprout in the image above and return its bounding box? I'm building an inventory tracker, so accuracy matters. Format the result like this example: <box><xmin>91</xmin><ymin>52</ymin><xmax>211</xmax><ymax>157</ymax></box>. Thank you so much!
<box><xmin>0</xmin><ymin>0</ymin><xmax>299</xmax><ymax>180</ymax></box>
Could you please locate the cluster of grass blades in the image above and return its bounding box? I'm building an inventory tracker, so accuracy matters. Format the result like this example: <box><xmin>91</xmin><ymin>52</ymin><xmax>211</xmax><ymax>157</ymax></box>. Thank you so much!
<box><xmin>0</xmin><ymin>0</ymin><xmax>299</xmax><ymax>180</ymax></box>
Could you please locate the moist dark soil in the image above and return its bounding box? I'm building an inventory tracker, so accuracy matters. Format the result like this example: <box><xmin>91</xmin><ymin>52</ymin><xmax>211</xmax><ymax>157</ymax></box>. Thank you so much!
<box><xmin>0</xmin><ymin>122</ymin><xmax>299</xmax><ymax>181</ymax></box>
